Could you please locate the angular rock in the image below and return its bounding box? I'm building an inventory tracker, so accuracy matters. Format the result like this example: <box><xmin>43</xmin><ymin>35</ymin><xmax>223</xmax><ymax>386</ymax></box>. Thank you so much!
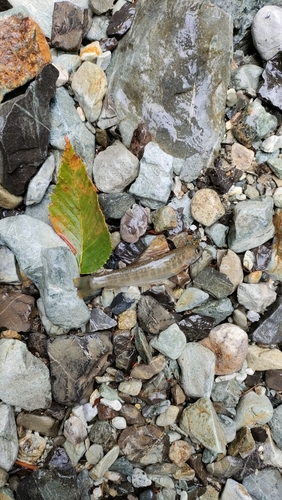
<box><xmin>113</xmin><ymin>329</ymin><xmax>137</xmax><ymax>372</ymax></box>
<box><xmin>91</xmin><ymin>0</ymin><xmax>114</xmax><ymax>15</ymax></box>
<box><xmin>269</xmin><ymin>404</ymin><xmax>282</xmax><ymax>449</ymax></box>
<box><xmin>259</xmin><ymin>55</ymin><xmax>282</xmax><ymax>111</ymax></box>
<box><xmin>25</xmin><ymin>184</ymin><xmax>54</xmax><ymax>226</ymax></box>
<box><xmin>150</xmin><ymin>324</ymin><xmax>186</xmax><ymax>360</ymax></box>
<box><xmin>87</xmin><ymin>308</ymin><xmax>117</xmax><ymax>332</ymax></box>
<box><xmin>130</xmin><ymin>355</ymin><xmax>166</xmax><ymax>380</ymax></box>
<box><xmin>0</xmin><ymin>185</ymin><xmax>23</xmax><ymax>210</ymax></box>
<box><xmin>218</xmin><ymin>249</ymin><xmax>244</xmax><ymax>292</ymax></box>
<box><xmin>0</xmin><ymin>339</ymin><xmax>51</xmax><ymax>410</ymax></box>
<box><xmin>191</xmin><ymin>188</ymin><xmax>225</xmax><ymax>227</ymax></box>
<box><xmin>51</xmin><ymin>1</ymin><xmax>88</xmax><ymax>51</ymax></box>
<box><xmin>16</xmin><ymin>468</ymin><xmax>80</xmax><ymax>500</ymax></box>
<box><xmin>151</xmin><ymin>206</ymin><xmax>177</xmax><ymax>233</ymax></box>
<box><xmin>235</xmin><ymin>391</ymin><xmax>273</xmax><ymax>430</ymax></box>
<box><xmin>242</xmin><ymin>468</ymin><xmax>282</xmax><ymax>500</ymax></box>
<box><xmin>206</xmin><ymin>456</ymin><xmax>243</xmax><ymax>479</ymax></box>
<box><xmin>71</xmin><ymin>62</ymin><xmax>107</xmax><ymax>122</ymax></box>
<box><xmin>156</xmin><ymin>405</ymin><xmax>179</xmax><ymax>427</ymax></box>
<box><xmin>106</xmin><ymin>0</ymin><xmax>232</xmax><ymax>167</ymax></box>
<box><xmin>228</xmin><ymin>196</ymin><xmax>274</xmax><ymax>253</ymax></box>
<box><xmin>192</xmin><ymin>298</ymin><xmax>234</xmax><ymax>326</ymax></box>
<box><xmin>175</xmin><ymin>287</ymin><xmax>209</xmax><ymax>312</ymax></box>
<box><xmin>25</xmin><ymin>154</ymin><xmax>55</xmax><ymax>206</ymax></box>
<box><xmin>137</xmin><ymin>295</ymin><xmax>174</xmax><ymax>335</ymax></box>
<box><xmin>48</xmin><ymin>332</ymin><xmax>112</xmax><ymax>406</ymax></box>
<box><xmin>267</xmin><ymin>158</ymin><xmax>282</xmax><ymax>179</ymax></box>
<box><xmin>118</xmin><ymin>424</ymin><xmax>169</xmax><ymax>465</ymax></box>
<box><xmin>16</xmin><ymin>412</ymin><xmax>59</xmax><ymax>437</ymax></box>
<box><xmin>200</xmin><ymin>323</ymin><xmax>249</xmax><ymax>375</ymax></box>
<box><xmin>0</xmin><ymin>64</ymin><xmax>58</xmax><ymax>195</ymax></box>
<box><xmin>211</xmin><ymin>378</ymin><xmax>242</xmax><ymax>409</ymax></box>
<box><xmin>252</xmin><ymin>5</ymin><xmax>282</xmax><ymax>60</ymax></box>
<box><xmin>247</xmin><ymin>345</ymin><xmax>282</xmax><ymax>371</ymax></box>
<box><xmin>232</xmin><ymin>99</ymin><xmax>278</xmax><ymax>148</ymax></box>
<box><xmin>0</xmin><ymin>404</ymin><xmax>18</xmax><ymax>472</ymax></box>
<box><xmin>178</xmin><ymin>342</ymin><xmax>215</xmax><ymax>398</ymax></box>
<box><xmin>0</xmin><ymin>289</ymin><xmax>34</xmax><ymax>332</ymax></box>
<box><xmin>180</xmin><ymin>397</ymin><xmax>227</xmax><ymax>454</ymax></box>
<box><xmin>231</xmin><ymin>143</ymin><xmax>255</xmax><ymax>171</ymax></box>
<box><xmin>129</xmin><ymin>142</ymin><xmax>174</xmax><ymax>209</ymax></box>
<box><xmin>228</xmin><ymin>427</ymin><xmax>256</xmax><ymax>458</ymax></box>
<box><xmin>0</xmin><ymin>6</ymin><xmax>51</xmax><ymax>102</ymax></box>
<box><xmin>221</xmin><ymin>478</ymin><xmax>253</xmax><ymax>500</ymax></box>
<box><xmin>231</xmin><ymin>64</ymin><xmax>263</xmax><ymax>92</ymax></box>
<box><xmin>205</xmin><ymin>223</ymin><xmax>228</xmax><ymax>248</ymax></box>
<box><xmin>107</xmin><ymin>1</ymin><xmax>135</xmax><ymax>37</ymax></box>
<box><xmin>169</xmin><ymin>440</ymin><xmax>192</xmax><ymax>467</ymax></box>
<box><xmin>49</xmin><ymin>86</ymin><xmax>95</xmax><ymax>177</ymax></box>
<box><xmin>237</xmin><ymin>283</ymin><xmax>276</xmax><ymax>314</ymax></box>
<box><xmin>265</xmin><ymin>370</ymin><xmax>282</xmax><ymax>391</ymax></box>
<box><xmin>93</xmin><ymin>140</ymin><xmax>139</xmax><ymax>193</ymax></box>
<box><xmin>98</xmin><ymin>192</ymin><xmax>135</xmax><ymax>219</ymax></box>
<box><xmin>250</xmin><ymin>296</ymin><xmax>282</xmax><ymax>344</ymax></box>
<box><xmin>193</xmin><ymin>267</ymin><xmax>233</xmax><ymax>299</ymax></box>
<box><xmin>0</xmin><ymin>246</ymin><xmax>20</xmax><ymax>284</ymax></box>
<box><xmin>129</xmin><ymin>123</ymin><xmax>152</xmax><ymax>160</ymax></box>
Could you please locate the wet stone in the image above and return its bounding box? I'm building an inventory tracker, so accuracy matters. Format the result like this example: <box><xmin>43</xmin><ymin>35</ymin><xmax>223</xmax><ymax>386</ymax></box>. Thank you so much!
<box><xmin>178</xmin><ymin>342</ymin><xmax>215</xmax><ymax>399</ymax></box>
<box><xmin>191</xmin><ymin>188</ymin><xmax>225</xmax><ymax>227</ymax></box>
<box><xmin>234</xmin><ymin>391</ymin><xmax>273</xmax><ymax>430</ymax></box>
<box><xmin>232</xmin><ymin>99</ymin><xmax>278</xmax><ymax>148</ymax></box>
<box><xmin>237</xmin><ymin>283</ymin><xmax>276</xmax><ymax>314</ymax></box>
<box><xmin>137</xmin><ymin>295</ymin><xmax>174</xmax><ymax>335</ymax></box>
<box><xmin>118</xmin><ymin>424</ymin><xmax>169</xmax><ymax>465</ymax></box>
<box><xmin>120</xmin><ymin>204</ymin><xmax>150</xmax><ymax>244</ymax></box>
<box><xmin>98</xmin><ymin>192</ymin><xmax>135</xmax><ymax>219</ymax></box>
<box><xmin>228</xmin><ymin>196</ymin><xmax>274</xmax><ymax>253</ymax></box>
<box><xmin>193</xmin><ymin>267</ymin><xmax>233</xmax><ymax>299</ymax></box>
<box><xmin>0</xmin><ymin>64</ymin><xmax>58</xmax><ymax>195</ymax></box>
<box><xmin>0</xmin><ymin>404</ymin><xmax>18</xmax><ymax>472</ymax></box>
<box><xmin>150</xmin><ymin>324</ymin><xmax>186</xmax><ymax>360</ymax></box>
<box><xmin>48</xmin><ymin>332</ymin><xmax>112</xmax><ymax>406</ymax></box>
<box><xmin>0</xmin><ymin>289</ymin><xmax>34</xmax><ymax>332</ymax></box>
<box><xmin>192</xmin><ymin>298</ymin><xmax>234</xmax><ymax>326</ymax></box>
<box><xmin>242</xmin><ymin>468</ymin><xmax>282</xmax><ymax>500</ymax></box>
<box><xmin>107</xmin><ymin>1</ymin><xmax>135</xmax><ymax>37</ymax></box>
<box><xmin>51</xmin><ymin>1</ymin><xmax>88</xmax><ymax>51</ymax></box>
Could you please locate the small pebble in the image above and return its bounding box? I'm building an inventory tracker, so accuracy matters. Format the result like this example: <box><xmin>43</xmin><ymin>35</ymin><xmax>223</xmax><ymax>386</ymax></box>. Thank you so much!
<box><xmin>168</xmin><ymin>440</ymin><xmax>193</xmax><ymax>466</ymax></box>
<box><xmin>191</xmin><ymin>188</ymin><xmax>225</xmax><ymax>227</ymax></box>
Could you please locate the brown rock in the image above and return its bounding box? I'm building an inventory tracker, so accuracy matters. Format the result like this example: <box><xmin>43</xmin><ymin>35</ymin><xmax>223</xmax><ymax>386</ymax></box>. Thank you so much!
<box><xmin>51</xmin><ymin>1</ymin><xmax>89</xmax><ymax>51</ymax></box>
<box><xmin>0</xmin><ymin>185</ymin><xmax>23</xmax><ymax>209</ymax></box>
<box><xmin>188</xmin><ymin>453</ymin><xmax>209</xmax><ymax>485</ymax></box>
<box><xmin>63</xmin><ymin>415</ymin><xmax>87</xmax><ymax>445</ymax></box>
<box><xmin>107</xmin><ymin>2</ymin><xmax>135</xmax><ymax>37</ymax></box>
<box><xmin>120</xmin><ymin>204</ymin><xmax>150</xmax><ymax>244</ymax></box>
<box><xmin>171</xmin><ymin>384</ymin><xmax>186</xmax><ymax>406</ymax></box>
<box><xmin>97</xmin><ymin>403</ymin><xmax>118</xmax><ymax>420</ymax></box>
<box><xmin>99</xmin><ymin>37</ymin><xmax>119</xmax><ymax>53</ymax></box>
<box><xmin>218</xmin><ymin>249</ymin><xmax>244</xmax><ymax>292</ymax></box>
<box><xmin>0</xmin><ymin>7</ymin><xmax>51</xmax><ymax>102</ymax></box>
<box><xmin>169</xmin><ymin>440</ymin><xmax>193</xmax><ymax>466</ymax></box>
<box><xmin>119</xmin><ymin>403</ymin><xmax>146</xmax><ymax>426</ymax></box>
<box><xmin>137</xmin><ymin>295</ymin><xmax>174</xmax><ymax>335</ymax></box>
<box><xmin>18</xmin><ymin>430</ymin><xmax>46</xmax><ymax>464</ymax></box>
<box><xmin>0</xmin><ymin>329</ymin><xmax>21</xmax><ymax>340</ymax></box>
<box><xmin>172</xmin><ymin>463</ymin><xmax>195</xmax><ymax>481</ymax></box>
<box><xmin>265</xmin><ymin>369</ymin><xmax>282</xmax><ymax>391</ymax></box>
<box><xmin>191</xmin><ymin>188</ymin><xmax>225</xmax><ymax>227</ymax></box>
<box><xmin>0</xmin><ymin>289</ymin><xmax>34</xmax><ymax>332</ymax></box>
<box><xmin>200</xmin><ymin>323</ymin><xmax>248</xmax><ymax>375</ymax></box>
<box><xmin>231</xmin><ymin>143</ymin><xmax>255</xmax><ymax>171</ymax></box>
<box><xmin>130</xmin><ymin>355</ymin><xmax>166</xmax><ymax>380</ymax></box>
<box><xmin>27</xmin><ymin>332</ymin><xmax>49</xmax><ymax>364</ymax></box>
<box><xmin>117</xmin><ymin>309</ymin><xmax>137</xmax><ymax>330</ymax></box>
<box><xmin>16</xmin><ymin>412</ymin><xmax>59</xmax><ymax>437</ymax></box>
<box><xmin>118</xmin><ymin>424</ymin><xmax>169</xmax><ymax>465</ymax></box>
<box><xmin>228</xmin><ymin>427</ymin><xmax>256</xmax><ymax>458</ymax></box>
<box><xmin>129</xmin><ymin>123</ymin><xmax>152</xmax><ymax>160</ymax></box>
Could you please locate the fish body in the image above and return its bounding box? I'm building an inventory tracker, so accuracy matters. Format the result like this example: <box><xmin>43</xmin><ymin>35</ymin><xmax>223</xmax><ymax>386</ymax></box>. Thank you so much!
<box><xmin>74</xmin><ymin>243</ymin><xmax>202</xmax><ymax>298</ymax></box>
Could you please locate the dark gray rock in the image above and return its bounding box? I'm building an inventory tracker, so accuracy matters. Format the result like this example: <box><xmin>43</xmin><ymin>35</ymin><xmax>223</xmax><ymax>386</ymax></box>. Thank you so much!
<box><xmin>47</xmin><ymin>332</ymin><xmax>113</xmax><ymax>406</ymax></box>
<box><xmin>192</xmin><ymin>298</ymin><xmax>234</xmax><ymax>325</ymax></box>
<box><xmin>86</xmin><ymin>308</ymin><xmax>117</xmax><ymax>332</ymax></box>
<box><xmin>98</xmin><ymin>192</ymin><xmax>135</xmax><ymax>219</ymax></box>
<box><xmin>51</xmin><ymin>1</ymin><xmax>89</xmax><ymax>51</ymax></box>
<box><xmin>250</xmin><ymin>297</ymin><xmax>282</xmax><ymax>344</ymax></box>
<box><xmin>0</xmin><ymin>64</ymin><xmax>58</xmax><ymax>195</ymax></box>
<box><xmin>16</xmin><ymin>468</ymin><xmax>80</xmax><ymax>500</ymax></box>
<box><xmin>106</xmin><ymin>1</ymin><xmax>135</xmax><ymax>37</ymax></box>
<box><xmin>259</xmin><ymin>55</ymin><xmax>282</xmax><ymax>110</ymax></box>
<box><xmin>193</xmin><ymin>267</ymin><xmax>234</xmax><ymax>299</ymax></box>
<box><xmin>105</xmin><ymin>0</ymin><xmax>232</xmax><ymax>168</ymax></box>
<box><xmin>137</xmin><ymin>295</ymin><xmax>175</xmax><ymax>334</ymax></box>
<box><xmin>232</xmin><ymin>99</ymin><xmax>278</xmax><ymax>149</ymax></box>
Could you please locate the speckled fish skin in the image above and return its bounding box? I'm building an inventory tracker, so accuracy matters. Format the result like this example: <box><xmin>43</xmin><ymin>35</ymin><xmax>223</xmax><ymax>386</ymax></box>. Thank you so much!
<box><xmin>74</xmin><ymin>243</ymin><xmax>203</xmax><ymax>298</ymax></box>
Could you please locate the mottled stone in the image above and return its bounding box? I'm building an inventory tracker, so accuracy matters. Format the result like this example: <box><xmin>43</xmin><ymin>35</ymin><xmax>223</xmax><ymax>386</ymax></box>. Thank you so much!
<box><xmin>242</xmin><ymin>468</ymin><xmax>282</xmax><ymax>500</ymax></box>
<box><xmin>206</xmin><ymin>456</ymin><xmax>243</xmax><ymax>479</ymax></box>
<box><xmin>200</xmin><ymin>323</ymin><xmax>248</xmax><ymax>375</ymax></box>
<box><xmin>129</xmin><ymin>123</ymin><xmax>152</xmax><ymax>160</ymax></box>
<box><xmin>232</xmin><ymin>99</ymin><xmax>277</xmax><ymax>148</ymax></box>
<box><xmin>80</xmin><ymin>41</ymin><xmax>102</xmax><ymax>61</ymax></box>
<box><xmin>178</xmin><ymin>342</ymin><xmax>215</xmax><ymax>398</ymax></box>
<box><xmin>71</xmin><ymin>62</ymin><xmax>107</xmax><ymax>122</ymax></box>
<box><xmin>228</xmin><ymin>427</ymin><xmax>256</xmax><ymax>458</ymax></box>
<box><xmin>120</xmin><ymin>204</ymin><xmax>150</xmax><ymax>243</ymax></box>
<box><xmin>0</xmin><ymin>64</ymin><xmax>58</xmax><ymax>195</ymax></box>
<box><xmin>91</xmin><ymin>0</ymin><xmax>114</xmax><ymax>15</ymax></box>
<box><xmin>237</xmin><ymin>283</ymin><xmax>276</xmax><ymax>313</ymax></box>
<box><xmin>137</xmin><ymin>295</ymin><xmax>174</xmax><ymax>335</ymax></box>
<box><xmin>193</xmin><ymin>267</ymin><xmax>233</xmax><ymax>299</ymax></box>
<box><xmin>180</xmin><ymin>397</ymin><xmax>227</xmax><ymax>454</ymax></box>
<box><xmin>169</xmin><ymin>440</ymin><xmax>192</xmax><ymax>467</ymax></box>
<box><xmin>87</xmin><ymin>308</ymin><xmax>117</xmax><ymax>332</ymax></box>
<box><xmin>18</xmin><ymin>430</ymin><xmax>46</xmax><ymax>463</ymax></box>
<box><xmin>234</xmin><ymin>391</ymin><xmax>273</xmax><ymax>430</ymax></box>
<box><xmin>259</xmin><ymin>55</ymin><xmax>282</xmax><ymax>111</ymax></box>
<box><xmin>48</xmin><ymin>332</ymin><xmax>112</xmax><ymax>406</ymax></box>
<box><xmin>16</xmin><ymin>468</ymin><xmax>80</xmax><ymax>500</ymax></box>
<box><xmin>192</xmin><ymin>298</ymin><xmax>234</xmax><ymax>326</ymax></box>
<box><xmin>51</xmin><ymin>1</ymin><xmax>88</xmax><ymax>51</ymax></box>
<box><xmin>0</xmin><ymin>404</ymin><xmax>18</xmax><ymax>472</ymax></box>
<box><xmin>191</xmin><ymin>189</ymin><xmax>225</xmax><ymax>227</ymax></box>
<box><xmin>267</xmin><ymin>158</ymin><xmax>282</xmax><ymax>179</ymax></box>
<box><xmin>152</xmin><ymin>206</ymin><xmax>177</xmax><ymax>233</ymax></box>
<box><xmin>119</xmin><ymin>404</ymin><xmax>146</xmax><ymax>426</ymax></box>
<box><xmin>113</xmin><ymin>329</ymin><xmax>137</xmax><ymax>372</ymax></box>
<box><xmin>252</xmin><ymin>5</ymin><xmax>282</xmax><ymax>60</ymax></box>
<box><xmin>0</xmin><ymin>6</ymin><xmax>51</xmax><ymax>102</ymax></box>
<box><xmin>205</xmin><ymin>223</ymin><xmax>228</xmax><ymax>247</ymax></box>
<box><xmin>175</xmin><ymin>287</ymin><xmax>209</xmax><ymax>312</ymax></box>
<box><xmin>211</xmin><ymin>378</ymin><xmax>242</xmax><ymax>408</ymax></box>
<box><xmin>129</xmin><ymin>142</ymin><xmax>174</xmax><ymax>209</ymax></box>
<box><xmin>0</xmin><ymin>339</ymin><xmax>51</xmax><ymax>410</ymax></box>
<box><xmin>228</xmin><ymin>196</ymin><xmax>274</xmax><ymax>253</ymax></box>
<box><xmin>250</xmin><ymin>296</ymin><xmax>282</xmax><ymax>344</ymax></box>
<box><xmin>107</xmin><ymin>1</ymin><xmax>135</xmax><ymax>37</ymax></box>
<box><xmin>247</xmin><ymin>345</ymin><xmax>282</xmax><ymax>371</ymax></box>
<box><xmin>98</xmin><ymin>192</ymin><xmax>135</xmax><ymax>219</ymax></box>
<box><xmin>231</xmin><ymin>64</ymin><xmax>263</xmax><ymax>92</ymax></box>
<box><xmin>106</xmin><ymin>0</ymin><xmax>232</xmax><ymax>167</ymax></box>
<box><xmin>64</xmin><ymin>416</ymin><xmax>87</xmax><ymax>445</ymax></box>
<box><xmin>231</xmin><ymin>143</ymin><xmax>255</xmax><ymax>171</ymax></box>
<box><xmin>118</xmin><ymin>425</ymin><xmax>169</xmax><ymax>465</ymax></box>
<box><xmin>0</xmin><ymin>289</ymin><xmax>34</xmax><ymax>332</ymax></box>
<box><xmin>218</xmin><ymin>249</ymin><xmax>244</xmax><ymax>292</ymax></box>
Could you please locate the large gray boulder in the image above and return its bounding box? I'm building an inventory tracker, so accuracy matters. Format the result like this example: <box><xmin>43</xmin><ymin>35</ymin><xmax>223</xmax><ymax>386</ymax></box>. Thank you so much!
<box><xmin>105</xmin><ymin>0</ymin><xmax>232</xmax><ymax>171</ymax></box>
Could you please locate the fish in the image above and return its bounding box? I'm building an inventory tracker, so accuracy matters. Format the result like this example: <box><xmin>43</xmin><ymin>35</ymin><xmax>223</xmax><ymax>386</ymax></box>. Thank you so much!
<box><xmin>74</xmin><ymin>242</ymin><xmax>203</xmax><ymax>298</ymax></box>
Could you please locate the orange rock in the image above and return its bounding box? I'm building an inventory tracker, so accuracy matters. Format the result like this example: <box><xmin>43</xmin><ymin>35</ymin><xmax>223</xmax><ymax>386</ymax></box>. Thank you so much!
<box><xmin>80</xmin><ymin>41</ymin><xmax>103</xmax><ymax>61</ymax></box>
<box><xmin>0</xmin><ymin>8</ymin><xmax>51</xmax><ymax>102</ymax></box>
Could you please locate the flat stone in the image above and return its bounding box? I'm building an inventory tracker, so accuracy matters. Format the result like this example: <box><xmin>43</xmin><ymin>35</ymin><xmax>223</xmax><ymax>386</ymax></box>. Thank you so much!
<box><xmin>119</xmin><ymin>379</ymin><xmax>142</xmax><ymax>396</ymax></box>
<box><xmin>93</xmin><ymin>140</ymin><xmax>139</xmax><ymax>193</ymax></box>
<box><xmin>50</xmin><ymin>87</ymin><xmax>95</xmax><ymax>177</ymax></box>
<box><xmin>119</xmin><ymin>404</ymin><xmax>146</xmax><ymax>426</ymax></box>
<box><xmin>232</xmin><ymin>99</ymin><xmax>278</xmax><ymax>148</ymax></box>
<box><xmin>16</xmin><ymin>412</ymin><xmax>59</xmax><ymax>437</ymax></box>
<box><xmin>71</xmin><ymin>62</ymin><xmax>107</xmax><ymax>123</ymax></box>
<box><xmin>175</xmin><ymin>287</ymin><xmax>209</xmax><ymax>312</ymax></box>
<box><xmin>247</xmin><ymin>345</ymin><xmax>282</xmax><ymax>371</ymax></box>
<box><xmin>10</xmin><ymin>0</ymin><xmax>89</xmax><ymax>39</ymax></box>
<box><xmin>25</xmin><ymin>154</ymin><xmax>55</xmax><ymax>206</ymax></box>
<box><xmin>269</xmin><ymin>404</ymin><xmax>282</xmax><ymax>449</ymax></box>
<box><xmin>231</xmin><ymin>64</ymin><xmax>263</xmax><ymax>92</ymax></box>
<box><xmin>48</xmin><ymin>332</ymin><xmax>112</xmax><ymax>406</ymax></box>
<box><xmin>206</xmin><ymin>456</ymin><xmax>243</xmax><ymax>479</ymax></box>
<box><xmin>192</xmin><ymin>298</ymin><xmax>234</xmax><ymax>326</ymax></box>
<box><xmin>107</xmin><ymin>1</ymin><xmax>135</xmax><ymax>36</ymax></box>
<box><xmin>130</xmin><ymin>355</ymin><xmax>166</xmax><ymax>380</ymax></box>
<box><xmin>191</xmin><ymin>189</ymin><xmax>225</xmax><ymax>227</ymax></box>
<box><xmin>0</xmin><ymin>404</ymin><xmax>18</xmax><ymax>472</ymax></box>
<box><xmin>0</xmin><ymin>6</ymin><xmax>51</xmax><ymax>103</ymax></box>
<box><xmin>250</xmin><ymin>296</ymin><xmax>282</xmax><ymax>344</ymax></box>
<box><xmin>252</xmin><ymin>5</ymin><xmax>282</xmax><ymax>60</ymax></box>
<box><xmin>193</xmin><ymin>267</ymin><xmax>233</xmax><ymax>299</ymax></box>
<box><xmin>228</xmin><ymin>196</ymin><xmax>274</xmax><ymax>253</ymax></box>
<box><xmin>0</xmin><ymin>289</ymin><xmax>34</xmax><ymax>332</ymax></box>
<box><xmin>231</xmin><ymin>143</ymin><xmax>255</xmax><ymax>171</ymax></box>
<box><xmin>129</xmin><ymin>142</ymin><xmax>174</xmax><ymax>209</ymax></box>
<box><xmin>106</xmin><ymin>0</ymin><xmax>232</xmax><ymax>167</ymax></box>
<box><xmin>118</xmin><ymin>424</ymin><xmax>169</xmax><ymax>465</ymax></box>
<box><xmin>51</xmin><ymin>1</ymin><xmax>88</xmax><ymax>51</ymax></box>
<box><xmin>120</xmin><ymin>204</ymin><xmax>150</xmax><ymax>243</ymax></box>
<box><xmin>265</xmin><ymin>370</ymin><xmax>282</xmax><ymax>391</ymax></box>
<box><xmin>234</xmin><ymin>391</ymin><xmax>273</xmax><ymax>431</ymax></box>
<box><xmin>242</xmin><ymin>468</ymin><xmax>282</xmax><ymax>500</ymax></box>
<box><xmin>87</xmin><ymin>308</ymin><xmax>117</xmax><ymax>332</ymax></box>
<box><xmin>16</xmin><ymin>468</ymin><xmax>80</xmax><ymax>500</ymax></box>
<box><xmin>237</xmin><ymin>283</ymin><xmax>276</xmax><ymax>313</ymax></box>
<box><xmin>0</xmin><ymin>339</ymin><xmax>51</xmax><ymax>410</ymax></box>
<box><xmin>0</xmin><ymin>64</ymin><xmax>58</xmax><ymax>196</ymax></box>
<box><xmin>113</xmin><ymin>329</ymin><xmax>137</xmax><ymax>372</ymax></box>
<box><xmin>200</xmin><ymin>323</ymin><xmax>249</xmax><ymax>375</ymax></box>
<box><xmin>137</xmin><ymin>295</ymin><xmax>174</xmax><ymax>335</ymax></box>
<box><xmin>178</xmin><ymin>342</ymin><xmax>215</xmax><ymax>399</ymax></box>
<box><xmin>98</xmin><ymin>192</ymin><xmax>135</xmax><ymax>219</ymax></box>
<box><xmin>150</xmin><ymin>324</ymin><xmax>186</xmax><ymax>360</ymax></box>
<box><xmin>218</xmin><ymin>249</ymin><xmax>244</xmax><ymax>292</ymax></box>
<box><xmin>91</xmin><ymin>0</ymin><xmax>114</xmax><ymax>15</ymax></box>
<box><xmin>180</xmin><ymin>397</ymin><xmax>227</xmax><ymax>454</ymax></box>
<box><xmin>221</xmin><ymin>478</ymin><xmax>253</xmax><ymax>500</ymax></box>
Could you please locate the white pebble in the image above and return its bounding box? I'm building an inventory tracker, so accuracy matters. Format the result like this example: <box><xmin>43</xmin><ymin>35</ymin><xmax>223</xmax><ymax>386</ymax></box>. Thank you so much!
<box><xmin>100</xmin><ymin>398</ymin><xmax>122</xmax><ymax>411</ymax></box>
<box><xmin>112</xmin><ymin>416</ymin><xmax>127</xmax><ymax>429</ymax></box>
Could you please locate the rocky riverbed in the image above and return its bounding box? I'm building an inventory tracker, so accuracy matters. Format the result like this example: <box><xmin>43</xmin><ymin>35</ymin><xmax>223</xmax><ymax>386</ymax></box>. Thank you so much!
<box><xmin>2</xmin><ymin>0</ymin><xmax>282</xmax><ymax>499</ymax></box>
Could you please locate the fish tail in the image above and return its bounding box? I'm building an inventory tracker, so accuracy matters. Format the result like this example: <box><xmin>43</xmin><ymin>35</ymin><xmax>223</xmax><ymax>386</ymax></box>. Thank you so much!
<box><xmin>73</xmin><ymin>276</ymin><xmax>96</xmax><ymax>299</ymax></box>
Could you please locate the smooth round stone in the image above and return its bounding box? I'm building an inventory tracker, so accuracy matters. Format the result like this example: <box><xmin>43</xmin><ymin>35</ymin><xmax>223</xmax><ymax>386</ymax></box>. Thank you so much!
<box><xmin>85</xmin><ymin>444</ymin><xmax>104</xmax><ymax>465</ymax></box>
<box><xmin>156</xmin><ymin>405</ymin><xmax>179</xmax><ymax>427</ymax></box>
<box><xmin>234</xmin><ymin>391</ymin><xmax>273</xmax><ymax>430</ymax></box>
<box><xmin>150</xmin><ymin>324</ymin><xmax>186</xmax><ymax>360</ymax></box>
<box><xmin>63</xmin><ymin>416</ymin><xmax>87</xmax><ymax>445</ymax></box>
<box><xmin>231</xmin><ymin>143</ymin><xmax>254</xmax><ymax>172</ymax></box>
<box><xmin>100</xmin><ymin>398</ymin><xmax>122</xmax><ymax>411</ymax></box>
<box><xmin>273</xmin><ymin>187</ymin><xmax>282</xmax><ymax>207</ymax></box>
<box><xmin>233</xmin><ymin>308</ymin><xmax>248</xmax><ymax>329</ymax></box>
<box><xmin>71</xmin><ymin>61</ymin><xmax>107</xmax><ymax>122</ymax></box>
<box><xmin>112</xmin><ymin>416</ymin><xmax>127</xmax><ymax>429</ymax></box>
<box><xmin>175</xmin><ymin>287</ymin><xmax>209</xmax><ymax>312</ymax></box>
<box><xmin>118</xmin><ymin>379</ymin><xmax>142</xmax><ymax>396</ymax></box>
<box><xmin>237</xmin><ymin>283</ymin><xmax>276</xmax><ymax>313</ymax></box>
<box><xmin>132</xmin><ymin>468</ymin><xmax>152</xmax><ymax>488</ymax></box>
<box><xmin>252</xmin><ymin>6</ymin><xmax>282</xmax><ymax>60</ymax></box>
<box><xmin>191</xmin><ymin>188</ymin><xmax>225</xmax><ymax>227</ymax></box>
<box><xmin>178</xmin><ymin>342</ymin><xmax>215</xmax><ymax>398</ymax></box>
<box><xmin>247</xmin><ymin>345</ymin><xmax>282</xmax><ymax>371</ymax></box>
<box><xmin>168</xmin><ymin>440</ymin><xmax>192</xmax><ymax>466</ymax></box>
<box><xmin>226</xmin><ymin>88</ymin><xmax>237</xmax><ymax>107</ymax></box>
<box><xmin>200</xmin><ymin>323</ymin><xmax>248</xmax><ymax>375</ymax></box>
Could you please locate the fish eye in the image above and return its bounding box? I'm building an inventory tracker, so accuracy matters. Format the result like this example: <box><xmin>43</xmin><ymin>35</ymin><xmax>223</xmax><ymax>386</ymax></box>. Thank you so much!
<box><xmin>195</xmin><ymin>246</ymin><xmax>202</xmax><ymax>254</ymax></box>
